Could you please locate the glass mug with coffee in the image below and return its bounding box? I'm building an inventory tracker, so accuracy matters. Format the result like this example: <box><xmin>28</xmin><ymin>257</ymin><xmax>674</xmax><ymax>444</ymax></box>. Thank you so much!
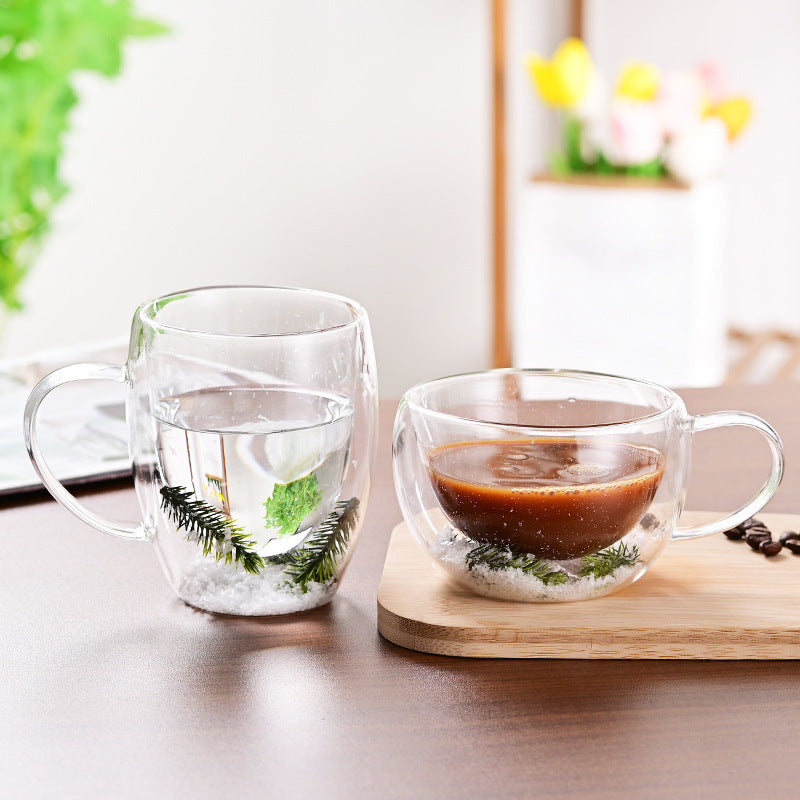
<box><xmin>393</xmin><ymin>369</ymin><xmax>784</xmax><ymax>602</ymax></box>
<box><xmin>24</xmin><ymin>286</ymin><xmax>378</xmax><ymax>615</ymax></box>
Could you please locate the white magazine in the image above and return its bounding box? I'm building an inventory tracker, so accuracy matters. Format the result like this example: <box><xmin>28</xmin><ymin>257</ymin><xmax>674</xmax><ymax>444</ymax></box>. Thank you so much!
<box><xmin>0</xmin><ymin>339</ymin><xmax>131</xmax><ymax>496</ymax></box>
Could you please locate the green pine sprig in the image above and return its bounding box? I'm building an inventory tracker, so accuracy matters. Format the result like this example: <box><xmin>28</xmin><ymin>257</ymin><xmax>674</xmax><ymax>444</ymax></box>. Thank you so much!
<box><xmin>268</xmin><ymin>498</ymin><xmax>359</xmax><ymax>593</ymax></box>
<box><xmin>159</xmin><ymin>485</ymin><xmax>264</xmax><ymax>575</ymax></box>
<box><xmin>579</xmin><ymin>542</ymin><xmax>640</xmax><ymax>579</ymax></box>
<box><xmin>465</xmin><ymin>542</ymin><xmax>568</xmax><ymax>586</ymax></box>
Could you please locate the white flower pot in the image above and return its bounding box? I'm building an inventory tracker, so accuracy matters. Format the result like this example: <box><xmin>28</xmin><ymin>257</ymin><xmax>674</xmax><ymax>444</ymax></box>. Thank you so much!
<box><xmin>512</xmin><ymin>176</ymin><xmax>728</xmax><ymax>387</ymax></box>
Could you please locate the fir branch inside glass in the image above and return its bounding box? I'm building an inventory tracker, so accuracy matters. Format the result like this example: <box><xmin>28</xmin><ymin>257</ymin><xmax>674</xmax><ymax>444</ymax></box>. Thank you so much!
<box><xmin>159</xmin><ymin>485</ymin><xmax>264</xmax><ymax>575</ymax></box>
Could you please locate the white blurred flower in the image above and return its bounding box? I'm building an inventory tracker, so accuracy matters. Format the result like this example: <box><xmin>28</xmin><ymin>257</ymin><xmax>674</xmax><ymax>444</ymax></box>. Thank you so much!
<box><xmin>664</xmin><ymin>117</ymin><xmax>729</xmax><ymax>183</ymax></box>
<box><xmin>584</xmin><ymin>98</ymin><xmax>664</xmax><ymax>166</ymax></box>
<box><xmin>658</xmin><ymin>70</ymin><xmax>706</xmax><ymax>138</ymax></box>
<box><xmin>580</xmin><ymin>122</ymin><xmax>601</xmax><ymax>164</ymax></box>
<box><xmin>573</xmin><ymin>71</ymin><xmax>608</xmax><ymax>123</ymax></box>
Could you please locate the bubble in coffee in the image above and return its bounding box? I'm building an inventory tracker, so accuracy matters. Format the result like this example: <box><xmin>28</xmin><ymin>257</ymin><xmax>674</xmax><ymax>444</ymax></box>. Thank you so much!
<box><xmin>426</xmin><ymin>439</ymin><xmax>665</xmax><ymax>560</ymax></box>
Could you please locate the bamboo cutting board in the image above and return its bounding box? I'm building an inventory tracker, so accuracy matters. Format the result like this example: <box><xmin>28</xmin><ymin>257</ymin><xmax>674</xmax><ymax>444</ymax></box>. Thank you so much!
<box><xmin>377</xmin><ymin>512</ymin><xmax>800</xmax><ymax>659</ymax></box>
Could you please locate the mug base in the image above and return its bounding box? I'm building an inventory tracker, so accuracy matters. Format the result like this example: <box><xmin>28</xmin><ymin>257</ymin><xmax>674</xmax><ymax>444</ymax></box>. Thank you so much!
<box><xmin>174</xmin><ymin>558</ymin><xmax>339</xmax><ymax>616</ymax></box>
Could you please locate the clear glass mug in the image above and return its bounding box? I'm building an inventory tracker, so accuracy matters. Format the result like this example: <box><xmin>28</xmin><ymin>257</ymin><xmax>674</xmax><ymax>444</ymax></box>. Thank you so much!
<box><xmin>24</xmin><ymin>286</ymin><xmax>378</xmax><ymax>615</ymax></box>
<box><xmin>393</xmin><ymin>369</ymin><xmax>784</xmax><ymax>602</ymax></box>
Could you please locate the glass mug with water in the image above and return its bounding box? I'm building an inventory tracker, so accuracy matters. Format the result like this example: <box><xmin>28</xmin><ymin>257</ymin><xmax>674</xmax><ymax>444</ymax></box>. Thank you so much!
<box><xmin>393</xmin><ymin>369</ymin><xmax>784</xmax><ymax>602</ymax></box>
<box><xmin>24</xmin><ymin>286</ymin><xmax>377</xmax><ymax>615</ymax></box>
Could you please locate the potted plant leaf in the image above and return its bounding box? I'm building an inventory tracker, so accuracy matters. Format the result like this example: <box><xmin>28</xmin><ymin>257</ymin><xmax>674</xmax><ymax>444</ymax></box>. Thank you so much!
<box><xmin>0</xmin><ymin>0</ymin><xmax>166</xmax><ymax>323</ymax></box>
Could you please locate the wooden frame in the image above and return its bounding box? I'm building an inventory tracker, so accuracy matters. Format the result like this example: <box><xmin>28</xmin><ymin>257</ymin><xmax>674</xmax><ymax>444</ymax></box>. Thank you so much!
<box><xmin>491</xmin><ymin>0</ymin><xmax>584</xmax><ymax>367</ymax></box>
<box><xmin>491</xmin><ymin>0</ymin><xmax>509</xmax><ymax>367</ymax></box>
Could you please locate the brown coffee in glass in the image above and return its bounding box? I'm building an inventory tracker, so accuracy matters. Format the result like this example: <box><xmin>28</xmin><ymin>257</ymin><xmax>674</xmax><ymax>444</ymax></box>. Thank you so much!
<box><xmin>393</xmin><ymin>369</ymin><xmax>783</xmax><ymax>602</ymax></box>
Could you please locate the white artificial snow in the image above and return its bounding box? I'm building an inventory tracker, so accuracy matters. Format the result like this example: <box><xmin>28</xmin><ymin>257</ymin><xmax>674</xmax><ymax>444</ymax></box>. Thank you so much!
<box><xmin>430</xmin><ymin>525</ymin><xmax>656</xmax><ymax>603</ymax></box>
<box><xmin>177</xmin><ymin>557</ymin><xmax>336</xmax><ymax>615</ymax></box>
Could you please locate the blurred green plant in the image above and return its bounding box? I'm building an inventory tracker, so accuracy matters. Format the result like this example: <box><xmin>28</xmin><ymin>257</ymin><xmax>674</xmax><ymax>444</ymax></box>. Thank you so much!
<box><xmin>0</xmin><ymin>0</ymin><xmax>166</xmax><ymax>312</ymax></box>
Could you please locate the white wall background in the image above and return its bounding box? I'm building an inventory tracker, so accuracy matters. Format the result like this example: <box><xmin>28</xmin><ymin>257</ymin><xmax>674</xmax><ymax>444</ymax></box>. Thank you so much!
<box><xmin>4</xmin><ymin>1</ymin><xmax>799</xmax><ymax>392</ymax></box>
<box><xmin>4</xmin><ymin>0</ymin><xmax>491</xmax><ymax>396</ymax></box>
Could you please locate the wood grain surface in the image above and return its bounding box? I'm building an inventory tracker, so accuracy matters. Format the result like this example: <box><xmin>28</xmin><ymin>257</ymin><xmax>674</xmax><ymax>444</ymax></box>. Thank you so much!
<box><xmin>378</xmin><ymin>512</ymin><xmax>800</xmax><ymax>659</ymax></box>
<box><xmin>3</xmin><ymin>388</ymin><xmax>800</xmax><ymax>799</ymax></box>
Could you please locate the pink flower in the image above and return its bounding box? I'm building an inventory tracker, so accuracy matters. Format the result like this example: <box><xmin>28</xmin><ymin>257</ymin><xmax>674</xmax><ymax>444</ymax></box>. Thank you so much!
<box><xmin>697</xmin><ymin>61</ymin><xmax>727</xmax><ymax>104</ymax></box>
<box><xmin>585</xmin><ymin>99</ymin><xmax>664</xmax><ymax>166</ymax></box>
<box><xmin>658</xmin><ymin>71</ymin><xmax>705</xmax><ymax>138</ymax></box>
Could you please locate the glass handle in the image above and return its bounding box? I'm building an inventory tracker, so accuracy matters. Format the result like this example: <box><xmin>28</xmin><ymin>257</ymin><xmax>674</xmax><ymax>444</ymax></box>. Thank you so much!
<box><xmin>23</xmin><ymin>363</ymin><xmax>147</xmax><ymax>541</ymax></box>
<box><xmin>673</xmin><ymin>411</ymin><xmax>784</xmax><ymax>540</ymax></box>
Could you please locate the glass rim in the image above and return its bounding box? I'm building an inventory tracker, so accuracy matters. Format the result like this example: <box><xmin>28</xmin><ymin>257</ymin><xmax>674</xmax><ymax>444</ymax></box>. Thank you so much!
<box><xmin>400</xmin><ymin>367</ymin><xmax>682</xmax><ymax>432</ymax></box>
<box><xmin>136</xmin><ymin>284</ymin><xmax>367</xmax><ymax>338</ymax></box>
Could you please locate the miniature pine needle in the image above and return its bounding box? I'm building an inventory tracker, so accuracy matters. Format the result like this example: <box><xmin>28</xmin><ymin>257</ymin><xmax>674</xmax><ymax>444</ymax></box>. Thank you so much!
<box><xmin>465</xmin><ymin>542</ymin><xmax>568</xmax><ymax>585</ymax></box>
<box><xmin>268</xmin><ymin>498</ymin><xmax>359</xmax><ymax>593</ymax></box>
<box><xmin>579</xmin><ymin>542</ymin><xmax>640</xmax><ymax>579</ymax></box>
<box><xmin>160</xmin><ymin>485</ymin><xmax>264</xmax><ymax>574</ymax></box>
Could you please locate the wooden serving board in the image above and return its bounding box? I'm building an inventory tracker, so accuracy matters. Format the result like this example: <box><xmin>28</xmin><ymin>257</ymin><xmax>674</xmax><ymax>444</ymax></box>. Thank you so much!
<box><xmin>377</xmin><ymin>512</ymin><xmax>800</xmax><ymax>659</ymax></box>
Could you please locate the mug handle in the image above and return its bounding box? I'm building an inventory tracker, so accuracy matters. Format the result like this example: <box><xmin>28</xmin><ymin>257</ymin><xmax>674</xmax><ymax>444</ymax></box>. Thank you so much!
<box><xmin>673</xmin><ymin>411</ymin><xmax>784</xmax><ymax>540</ymax></box>
<box><xmin>23</xmin><ymin>362</ymin><xmax>148</xmax><ymax>541</ymax></box>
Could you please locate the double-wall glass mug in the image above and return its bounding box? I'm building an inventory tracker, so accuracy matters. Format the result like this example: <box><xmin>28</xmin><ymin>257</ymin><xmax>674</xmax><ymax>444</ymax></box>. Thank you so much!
<box><xmin>25</xmin><ymin>286</ymin><xmax>378</xmax><ymax>615</ymax></box>
<box><xmin>393</xmin><ymin>369</ymin><xmax>783</xmax><ymax>602</ymax></box>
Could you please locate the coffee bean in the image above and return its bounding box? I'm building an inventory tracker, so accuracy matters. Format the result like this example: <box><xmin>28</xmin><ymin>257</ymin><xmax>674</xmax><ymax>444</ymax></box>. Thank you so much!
<box><xmin>722</xmin><ymin>516</ymin><xmax>798</xmax><ymax>560</ymax></box>
<box><xmin>760</xmin><ymin>540</ymin><xmax>783</xmax><ymax>556</ymax></box>
<box><xmin>745</xmin><ymin>522</ymin><xmax>770</xmax><ymax>535</ymax></box>
<box><xmin>744</xmin><ymin>528</ymin><xmax>772</xmax><ymax>550</ymax></box>
<box><xmin>724</xmin><ymin>525</ymin><xmax>746</xmax><ymax>540</ymax></box>
<box><xmin>640</xmin><ymin>513</ymin><xmax>658</xmax><ymax>530</ymax></box>
<box><xmin>746</xmin><ymin>533</ymin><xmax>771</xmax><ymax>550</ymax></box>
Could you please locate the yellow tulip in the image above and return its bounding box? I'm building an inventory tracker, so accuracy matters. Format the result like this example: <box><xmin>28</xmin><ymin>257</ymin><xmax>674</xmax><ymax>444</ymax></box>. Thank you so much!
<box><xmin>709</xmin><ymin>96</ymin><xmax>752</xmax><ymax>140</ymax></box>
<box><xmin>616</xmin><ymin>62</ymin><xmax>660</xmax><ymax>101</ymax></box>
<box><xmin>525</xmin><ymin>38</ymin><xmax>593</xmax><ymax>109</ymax></box>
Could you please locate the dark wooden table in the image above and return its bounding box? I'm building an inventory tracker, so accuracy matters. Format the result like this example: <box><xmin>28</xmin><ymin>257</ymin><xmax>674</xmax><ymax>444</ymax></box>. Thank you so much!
<box><xmin>3</xmin><ymin>386</ymin><xmax>800</xmax><ymax>799</ymax></box>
